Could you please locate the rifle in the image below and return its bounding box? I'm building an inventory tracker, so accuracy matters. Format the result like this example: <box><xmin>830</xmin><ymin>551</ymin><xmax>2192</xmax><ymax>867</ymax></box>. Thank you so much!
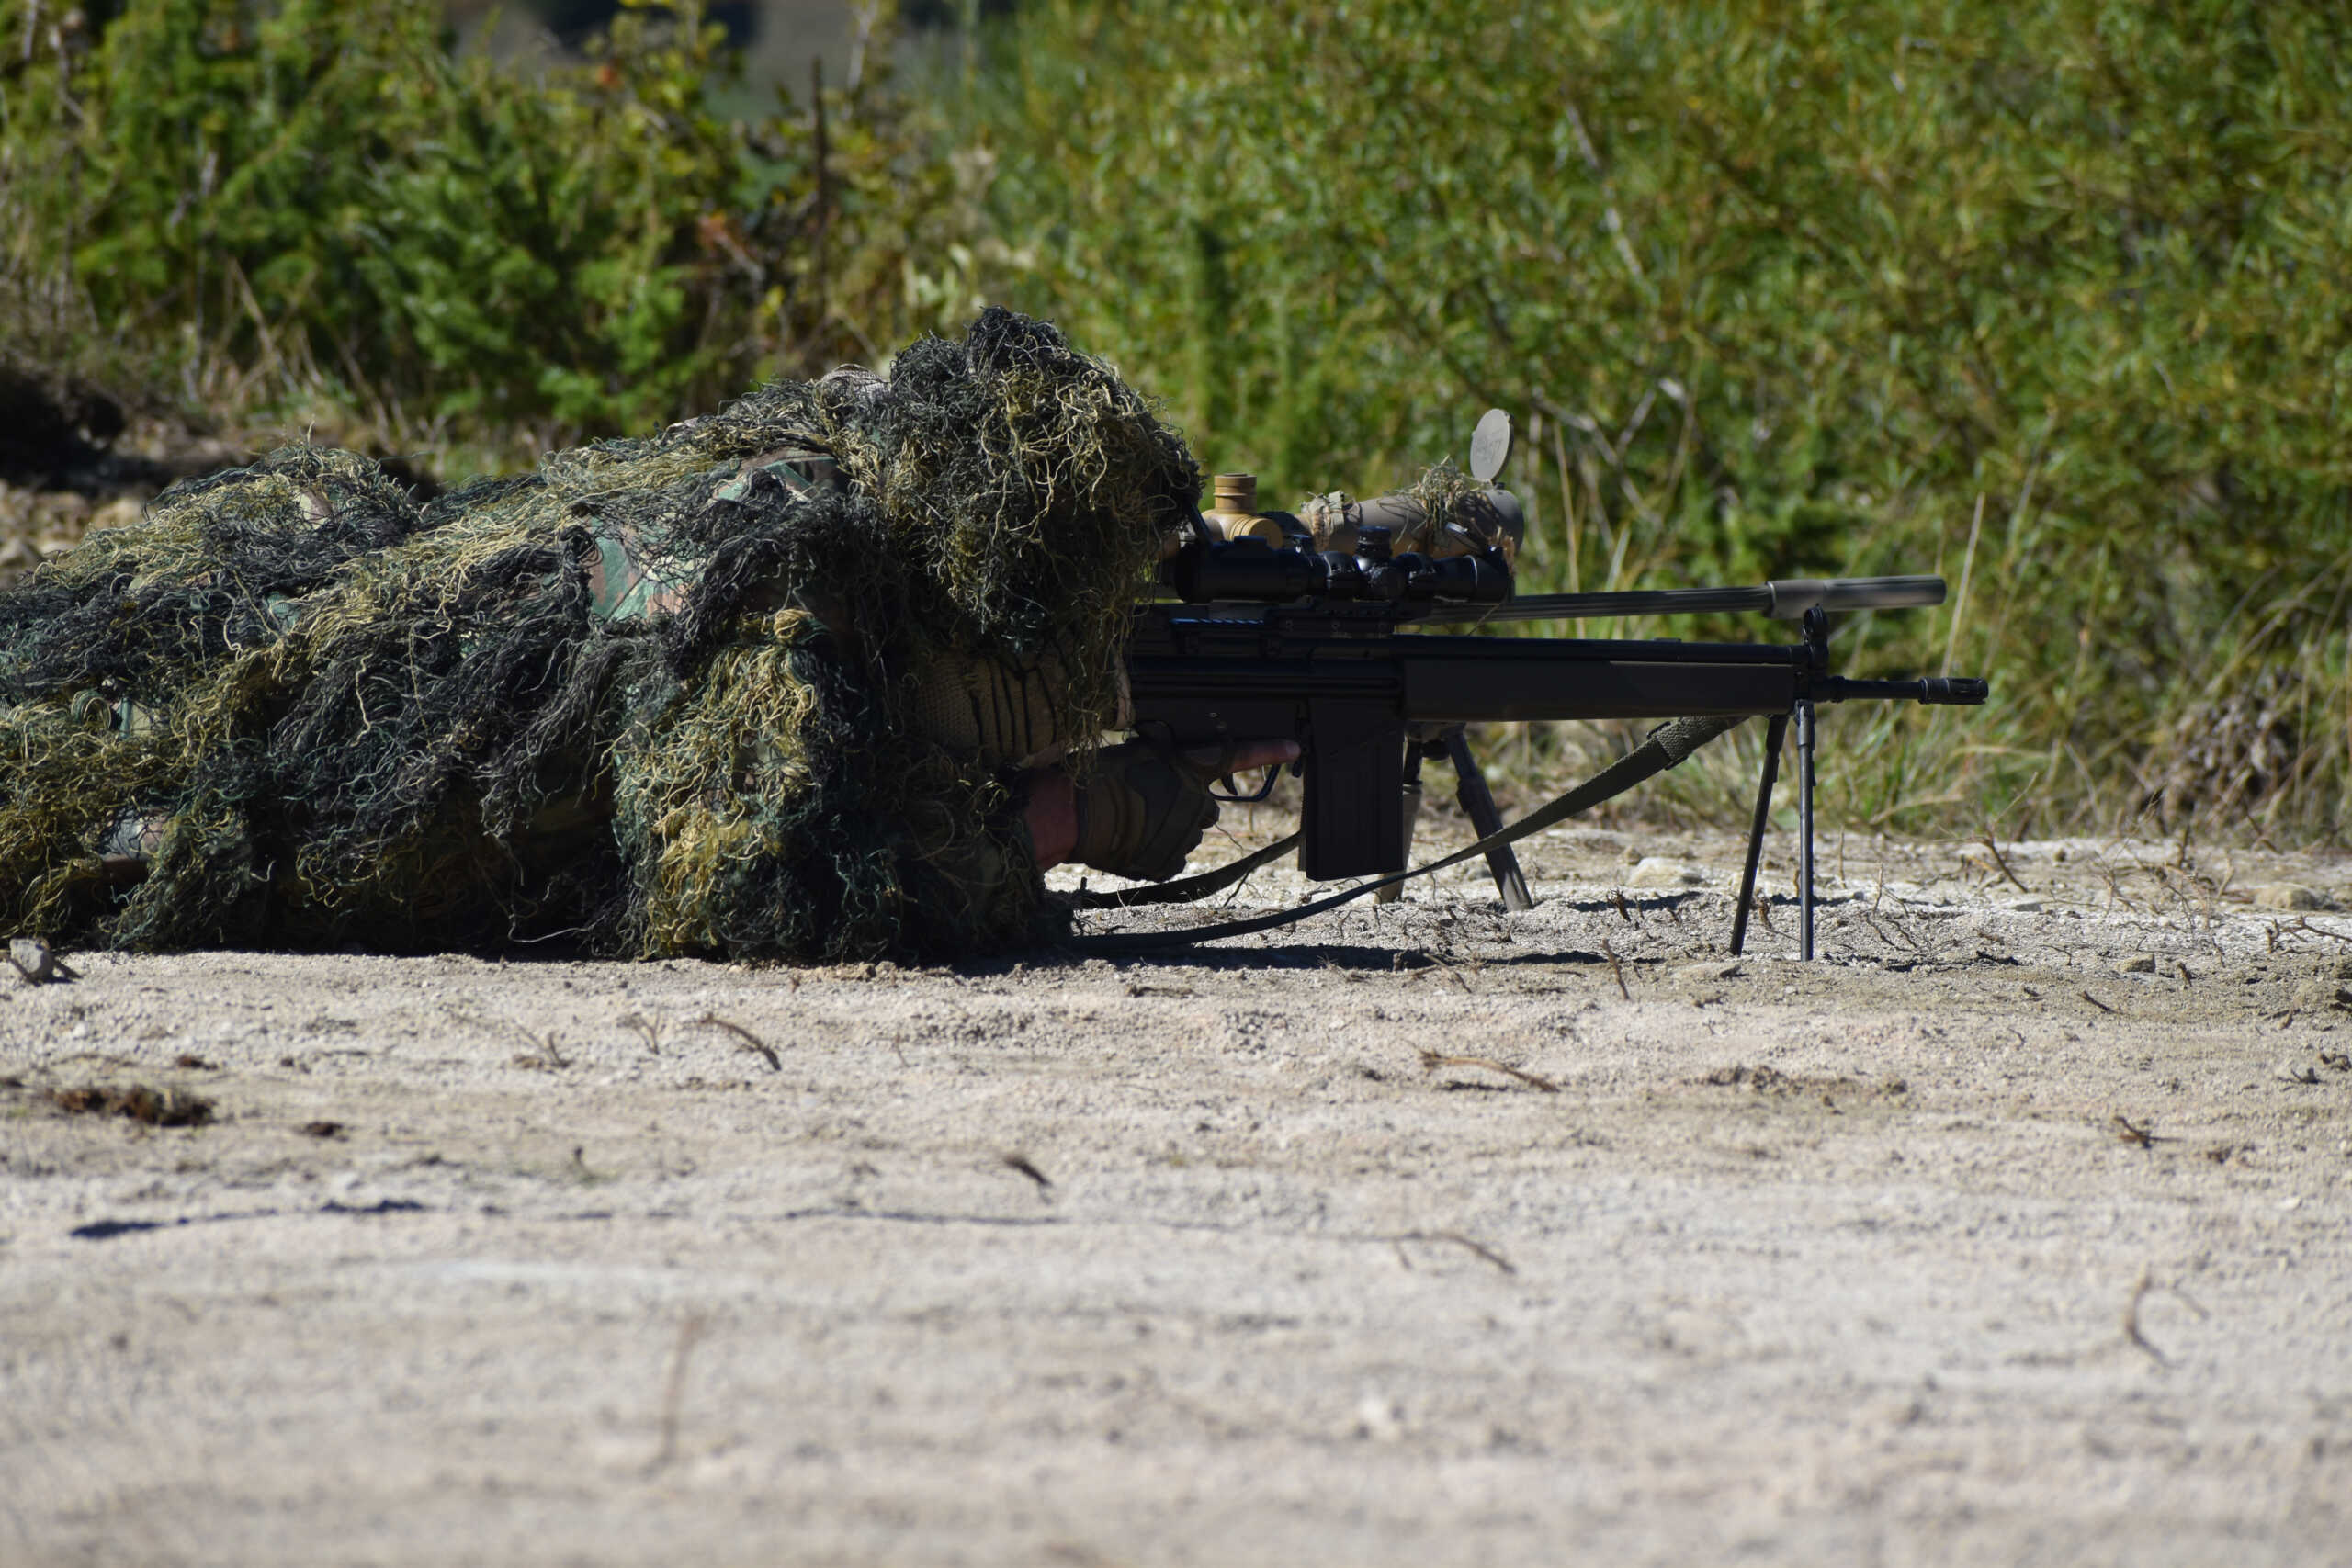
<box><xmin>1109</xmin><ymin>413</ymin><xmax>1987</xmax><ymax>958</ymax></box>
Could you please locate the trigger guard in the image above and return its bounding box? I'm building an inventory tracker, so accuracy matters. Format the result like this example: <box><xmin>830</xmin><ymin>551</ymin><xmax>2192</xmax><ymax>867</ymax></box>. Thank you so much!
<box><xmin>1210</xmin><ymin>767</ymin><xmax>1283</xmax><ymax>804</ymax></box>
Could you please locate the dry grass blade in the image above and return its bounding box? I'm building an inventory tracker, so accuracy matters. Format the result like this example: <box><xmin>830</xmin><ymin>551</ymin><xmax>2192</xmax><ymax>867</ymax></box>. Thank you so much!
<box><xmin>1001</xmin><ymin>1153</ymin><xmax>1054</xmax><ymax>1191</ymax></box>
<box><xmin>507</xmin><ymin>1023</ymin><xmax>569</xmax><ymax>1071</ymax></box>
<box><xmin>1418</xmin><ymin>1049</ymin><xmax>1559</xmax><ymax>1093</ymax></box>
<box><xmin>695</xmin><ymin>1014</ymin><xmax>780</xmax><ymax>1070</ymax></box>
<box><xmin>2282</xmin><ymin>917</ymin><xmax>2352</xmax><ymax>948</ymax></box>
<box><xmin>1412</xmin><ymin>952</ymin><xmax>1475</xmax><ymax>992</ymax></box>
<box><xmin>1395</xmin><ymin>1229</ymin><xmax>1518</xmax><ymax>1275</ymax></box>
<box><xmin>644</xmin><ymin>1314</ymin><xmax>709</xmax><ymax>1477</ymax></box>
<box><xmin>1974</xmin><ymin>830</ymin><xmax>2033</xmax><ymax>894</ymax></box>
<box><xmin>2120</xmin><ymin>1269</ymin><xmax>2168</xmax><ymax>1365</ymax></box>
<box><xmin>1601</xmin><ymin>940</ymin><xmax>1631</xmax><ymax>1000</ymax></box>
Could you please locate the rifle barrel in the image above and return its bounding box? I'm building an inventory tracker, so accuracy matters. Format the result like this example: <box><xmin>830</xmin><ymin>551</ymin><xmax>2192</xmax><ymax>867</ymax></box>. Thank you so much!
<box><xmin>1413</xmin><ymin>575</ymin><xmax>1947</xmax><ymax>625</ymax></box>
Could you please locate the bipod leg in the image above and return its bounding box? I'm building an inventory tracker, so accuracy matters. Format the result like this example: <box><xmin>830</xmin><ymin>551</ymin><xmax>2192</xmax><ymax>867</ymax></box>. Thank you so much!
<box><xmin>1376</xmin><ymin>741</ymin><xmax>1430</xmax><ymax>906</ymax></box>
<box><xmin>1796</xmin><ymin>698</ymin><xmax>1817</xmax><ymax>961</ymax></box>
<box><xmin>1729</xmin><ymin>711</ymin><xmax>1789</xmax><ymax>956</ymax></box>
<box><xmin>1442</xmin><ymin>727</ymin><xmax>1534</xmax><ymax>911</ymax></box>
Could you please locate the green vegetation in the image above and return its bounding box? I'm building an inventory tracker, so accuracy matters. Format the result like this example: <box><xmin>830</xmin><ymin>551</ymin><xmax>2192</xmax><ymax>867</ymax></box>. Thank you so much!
<box><xmin>6</xmin><ymin>0</ymin><xmax>2349</xmax><ymax>840</ymax></box>
<box><xmin>987</xmin><ymin>0</ymin><xmax>2352</xmax><ymax>841</ymax></box>
<box><xmin>2</xmin><ymin>0</ymin><xmax>1004</xmax><ymax>464</ymax></box>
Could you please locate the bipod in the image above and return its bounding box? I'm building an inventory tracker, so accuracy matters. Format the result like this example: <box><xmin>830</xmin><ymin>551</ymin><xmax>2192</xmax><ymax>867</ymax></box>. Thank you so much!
<box><xmin>1729</xmin><ymin>606</ymin><xmax>1828</xmax><ymax>960</ymax></box>
<box><xmin>1445</xmin><ymin>727</ymin><xmax>1536</xmax><ymax>910</ymax></box>
<box><xmin>1379</xmin><ymin>727</ymin><xmax>1536</xmax><ymax>910</ymax></box>
<box><xmin>1727</xmin><ymin>712</ymin><xmax>1788</xmax><ymax>956</ymax></box>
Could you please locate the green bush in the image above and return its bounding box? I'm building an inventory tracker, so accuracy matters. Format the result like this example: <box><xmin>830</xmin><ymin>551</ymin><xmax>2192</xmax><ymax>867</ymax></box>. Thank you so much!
<box><xmin>1</xmin><ymin>0</ymin><xmax>1010</xmax><ymax>447</ymax></box>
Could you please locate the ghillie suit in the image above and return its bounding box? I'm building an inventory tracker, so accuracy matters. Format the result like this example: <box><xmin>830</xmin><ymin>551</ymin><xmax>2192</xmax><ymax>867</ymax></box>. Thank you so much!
<box><xmin>0</xmin><ymin>310</ymin><xmax>1198</xmax><ymax>961</ymax></box>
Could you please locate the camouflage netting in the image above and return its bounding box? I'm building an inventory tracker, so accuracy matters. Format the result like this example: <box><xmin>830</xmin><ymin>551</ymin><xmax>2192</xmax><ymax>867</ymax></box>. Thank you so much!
<box><xmin>1294</xmin><ymin>457</ymin><xmax>1523</xmax><ymax>561</ymax></box>
<box><xmin>0</xmin><ymin>309</ymin><xmax>1198</xmax><ymax>961</ymax></box>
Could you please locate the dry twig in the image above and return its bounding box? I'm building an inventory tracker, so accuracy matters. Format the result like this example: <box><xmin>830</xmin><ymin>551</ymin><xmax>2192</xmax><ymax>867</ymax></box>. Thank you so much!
<box><xmin>2120</xmin><ymin>1269</ymin><xmax>2167</xmax><ymax>1365</ymax></box>
<box><xmin>1001</xmin><ymin>1153</ymin><xmax>1054</xmax><ymax>1192</ymax></box>
<box><xmin>645</xmin><ymin>1314</ymin><xmax>709</xmax><ymax>1476</ymax></box>
<box><xmin>695</xmin><ymin>1014</ymin><xmax>780</xmax><ymax>1070</ymax></box>
<box><xmin>1418</xmin><ymin>1050</ymin><xmax>1559</xmax><ymax>1093</ymax></box>
<box><xmin>1395</xmin><ymin>1229</ymin><xmax>1517</xmax><ymax>1275</ymax></box>
<box><xmin>1974</xmin><ymin>830</ymin><xmax>2033</xmax><ymax>894</ymax></box>
<box><xmin>1601</xmin><ymin>940</ymin><xmax>1630</xmax><ymax>1001</ymax></box>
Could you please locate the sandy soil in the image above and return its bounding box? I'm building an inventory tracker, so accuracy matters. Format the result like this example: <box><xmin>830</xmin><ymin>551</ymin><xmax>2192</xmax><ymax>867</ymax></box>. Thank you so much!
<box><xmin>5</xmin><ymin>815</ymin><xmax>2350</xmax><ymax>1567</ymax></box>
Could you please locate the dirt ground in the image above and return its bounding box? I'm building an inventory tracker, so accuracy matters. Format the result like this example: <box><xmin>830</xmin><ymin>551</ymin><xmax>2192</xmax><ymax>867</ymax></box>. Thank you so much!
<box><xmin>5</xmin><ymin>814</ymin><xmax>2350</xmax><ymax>1567</ymax></box>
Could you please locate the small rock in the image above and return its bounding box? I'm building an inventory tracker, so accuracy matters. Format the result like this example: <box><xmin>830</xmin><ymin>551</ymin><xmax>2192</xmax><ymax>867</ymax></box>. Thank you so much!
<box><xmin>1354</xmin><ymin>1392</ymin><xmax>1407</xmax><ymax>1442</ymax></box>
<box><xmin>2291</xmin><ymin>979</ymin><xmax>2352</xmax><ymax>1012</ymax></box>
<box><xmin>2276</xmin><ymin>1056</ymin><xmax>2323</xmax><ymax>1086</ymax></box>
<box><xmin>1626</xmin><ymin>857</ymin><xmax>1705</xmax><ymax>889</ymax></box>
<box><xmin>8</xmin><ymin>937</ymin><xmax>64</xmax><ymax>985</ymax></box>
<box><xmin>2253</xmin><ymin>883</ymin><xmax>2335</xmax><ymax>911</ymax></box>
<box><xmin>2115</xmin><ymin>954</ymin><xmax>2157</xmax><ymax>976</ymax></box>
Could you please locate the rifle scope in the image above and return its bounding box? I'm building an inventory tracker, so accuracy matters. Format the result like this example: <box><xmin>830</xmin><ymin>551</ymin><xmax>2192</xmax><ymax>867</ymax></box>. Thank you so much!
<box><xmin>1159</xmin><ymin>531</ymin><xmax>1512</xmax><ymax>608</ymax></box>
<box><xmin>1160</xmin><ymin>535</ymin><xmax>1948</xmax><ymax>626</ymax></box>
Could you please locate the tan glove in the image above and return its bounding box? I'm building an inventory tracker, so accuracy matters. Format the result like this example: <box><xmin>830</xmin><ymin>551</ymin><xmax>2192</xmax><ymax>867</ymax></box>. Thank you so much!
<box><xmin>1071</xmin><ymin>739</ymin><xmax>1220</xmax><ymax>882</ymax></box>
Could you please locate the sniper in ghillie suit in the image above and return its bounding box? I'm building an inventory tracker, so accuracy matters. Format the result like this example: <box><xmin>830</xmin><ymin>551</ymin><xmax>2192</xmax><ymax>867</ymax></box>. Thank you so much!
<box><xmin>0</xmin><ymin>311</ymin><xmax>1201</xmax><ymax>962</ymax></box>
<box><xmin>0</xmin><ymin>310</ymin><xmax>1978</xmax><ymax>964</ymax></box>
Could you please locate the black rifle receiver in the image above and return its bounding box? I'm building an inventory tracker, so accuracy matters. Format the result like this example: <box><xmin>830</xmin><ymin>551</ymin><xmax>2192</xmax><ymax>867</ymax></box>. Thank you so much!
<box><xmin>1125</xmin><ymin>519</ymin><xmax>1986</xmax><ymax>959</ymax></box>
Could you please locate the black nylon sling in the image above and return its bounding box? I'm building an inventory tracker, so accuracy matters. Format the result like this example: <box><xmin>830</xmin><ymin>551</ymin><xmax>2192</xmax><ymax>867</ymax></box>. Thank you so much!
<box><xmin>1068</xmin><ymin>715</ymin><xmax>1744</xmax><ymax>953</ymax></box>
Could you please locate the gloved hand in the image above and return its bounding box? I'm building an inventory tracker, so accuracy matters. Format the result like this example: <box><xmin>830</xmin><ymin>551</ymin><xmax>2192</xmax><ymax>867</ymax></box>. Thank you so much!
<box><xmin>1071</xmin><ymin>739</ymin><xmax>1219</xmax><ymax>882</ymax></box>
<box><xmin>1058</xmin><ymin>738</ymin><xmax>1300</xmax><ymax>882</ymax></box>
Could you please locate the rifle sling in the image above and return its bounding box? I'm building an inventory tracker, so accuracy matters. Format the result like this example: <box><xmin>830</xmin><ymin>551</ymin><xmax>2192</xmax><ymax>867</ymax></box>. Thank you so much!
<box><xmin>1068</xmin><ymin>715</ymin><xmax>1745</xmax><ymax>952</ymax></box>
<box><xmin>1070</xmin><ymin>832</ymin><xmax>1304</xmax><ymax>908</ymax></box>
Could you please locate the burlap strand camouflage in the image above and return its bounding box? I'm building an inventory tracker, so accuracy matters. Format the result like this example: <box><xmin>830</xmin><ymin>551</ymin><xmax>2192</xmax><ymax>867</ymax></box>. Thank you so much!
<box><xmin>0</xmin><ymin>310</ymin><xmax>1197</xmax><ymax>963</ymax></box>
